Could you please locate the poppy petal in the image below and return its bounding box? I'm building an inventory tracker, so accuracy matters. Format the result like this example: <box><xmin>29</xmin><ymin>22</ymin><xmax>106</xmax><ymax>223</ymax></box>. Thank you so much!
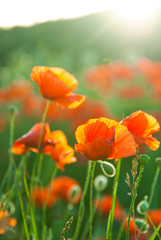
<box><xmin>53</xmin><ymin>94</ymin><xmax>85</xmax><ymax>109</ymax></box>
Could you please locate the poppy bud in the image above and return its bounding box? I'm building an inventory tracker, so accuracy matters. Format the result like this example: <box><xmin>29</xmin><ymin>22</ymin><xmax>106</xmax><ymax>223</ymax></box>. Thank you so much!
<box><xmin>155</xmin><ymin>157</ymin><xmax>161</xmax><ymax>166</ymax></box>
<box><xmin>99</xmin><ymin>161</ymin><xmax>116</xmax><ymax>177</ymax></box>
<box><xmin>8</xmin><ymin>105</ymin><xmax>17</xmax><ymax>115</ymax></box>
<box><xmin>137</xmin><ymin>196</ymin><xmax>149</xmax><ymax>215</ymax></box>
<box><xmin>135</xmin><ymin>218</ymin><xmax>149</xmax><ymax>233</ymax></box>
<box><xmin>138</xmin><ymin>154</ymin><xmax>150</xmax><ymax>166</ymax></box>
<box><xmin>68</xmin><ymin>185</ymin><xmax>81</xmax><ymax>204</ymax></box>
<box><xmin>94</xmin><ymin>175</ymin><xmax>108</xmax><ymax>192</ymax></box>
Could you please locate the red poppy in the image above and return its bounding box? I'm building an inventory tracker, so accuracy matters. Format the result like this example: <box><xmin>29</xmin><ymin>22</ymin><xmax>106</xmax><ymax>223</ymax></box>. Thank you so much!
<box><xmin>118</xmin><ymin>86</ymin><xmax>145</xmax><ymax>99</ymax></box>
<box><xmin>148</xmin><ymin>209</ymin><xmax>161</xmax><ymax>228</ymax></box>
<box><xmin>30</xmin><ymin>187</ymin><xmax>56</xmax><ymax>208</ymax></box>
<box><xmin>31</xmin><ymin>66</ymin><xmax>85</xmax><ymax>108</ymax></box>
<box><xmin>0</xmin><ymin>209</ymin><xmax>17</xmax><ymax>235</ymax></box>
<box><xmin>51</xmin><ymin>176</ymin><xmax>82</xmax><ymax>204</ymax></box>
<box><xmin>12</xmin><ymin>123</ymin><xmax>55</xmax><ymax>155</ymax></box>
<box><xmin>124</xmin><ymin>218</ymin><xmax>139</xmax><ymax>234</ymax></box>
<box><xmin>121</xmin><ymin>111</ymin><xmax>160</xmax><ymax>150</ymax></box>
<box><xmin>95</xmin><ymin>195</ymin><xmax>125</xmax><ymax>220</ymax></box>
<box><xmin>49</xmin><ymin>131</ymin><xmax>77</xmax><ymax>170</ymax></box>
<box><xmin>0</xmin><ymin>80</ymin><xmax>33</xmax><ymax>104</ymax></box>
<box><xmin>74</xmin><ymin>117</ymin><xmax>136</xmax><ymax>161</ymax></box>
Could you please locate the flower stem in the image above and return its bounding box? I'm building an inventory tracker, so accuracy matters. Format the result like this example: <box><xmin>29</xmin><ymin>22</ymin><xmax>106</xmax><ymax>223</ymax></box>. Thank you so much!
<box><xmin>149</xmin><ymin>166</ymin><xmax>160</xmax><ymax>207</ymax></box>
<box><xmin>30</xmin><ymin>99</ymin><xmax>50</xmax><ymax>191</ymax></box>
<box><xmin>73</xmin><ymin>161</ymin><xmax>93</xmax><ymax>240</ymax></box>
<box><xmin>106</xmin><ymin>159</ymin><xmax>122</xmax><ymax>240</ymax></box>
<box><xmin>0</xmin><ymin>109</ymin><xmax>15</xmax><ymax>193</ymax></box>
<box><xmin>126</xmin><ymin>165</ymin><xmax>144</xmax><ymax>240</ymax></box>
<box><xmin>89</xmin><ymin>161</ymin><xmax>96</xmax><ymax>240</ymax></box>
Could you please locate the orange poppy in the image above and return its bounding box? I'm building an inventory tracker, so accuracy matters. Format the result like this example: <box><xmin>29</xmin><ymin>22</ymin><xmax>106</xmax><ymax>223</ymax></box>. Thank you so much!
<box><xmin>12</xmin><ymin>123</ymin><xmax>55</xmax><ymax>155</ymax></box>
<box><xmin>74</xmin><ymin>117</ymin><xmax>136</xmax><ymax>161</ymax></box>
<box><xmin>121</xmin><ymin>111</ymin><xmax>160</xmax><ymax>150</ymax></box>
<box><xmin>118</xmin><ymin>86</ymin><xmax>146</xmax><ymax>99</ymax></box>
<box><xmin>109</xmin><ymin>61</ymin><xmax>134</xmax><ymax>81</ymax></box>
<box><xmin>51</xmin><ymin>176</ymin><xmax>82</xmax><ymax>204</ymax></box>
<box><xmin>148</xmin><ymin>209</ymin><xmax>161</xmax><ymax>228</ymax></box>
<box><xmin>0</xmin><ymin>80</ymin><xmax>33</xmax><ymax>104</ymax></box>
<box><xmin>30</xmin><ymin>66</ymin><xmax>85</xmax><ymax>108</ymax></box>
<box><xmin>124</xmin><ymin>218</ymin><xmax>139</xmax><ymax>234</ymax></box>
<box><xmin>95</xmin><ymin>195</ymin><xmax>125</xmax><ymax>220</ymax></box>
<box><xmin>49</xmin><ymin>131</ymin><xmax>77</xmax><ymax>170</ymax></box>
<box><xmin>0</xmin><ymin>209</ymin><xmax>17</xmax><ymax>235</ymax></box>
<box><xmin>30</xmin><ymin>187</ymin><xmax>56</xmax><ymax>208</ymax></box>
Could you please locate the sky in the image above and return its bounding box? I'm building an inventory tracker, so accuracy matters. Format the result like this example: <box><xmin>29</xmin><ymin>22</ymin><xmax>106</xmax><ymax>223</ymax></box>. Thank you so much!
<box><xmin>0</xmin><ymin>0</ymin><xmax>161</xmax><ymax>28</ymax></box>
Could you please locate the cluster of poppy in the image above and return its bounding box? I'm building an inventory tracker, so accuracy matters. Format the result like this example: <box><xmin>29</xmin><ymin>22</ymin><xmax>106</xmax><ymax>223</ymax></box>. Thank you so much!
<box><xmin>84</xmin><ymin>59</ymin><xmax>161</xmax><ymax>101</ymax></box>
<box><xmin>12</xmin><ymin>123</ymin><xmax>76</xmax><ymax>170</ymax></box>
<box><xmin>0</xmin><ymin>205</ymin><xmax>17</xmax><ymax>235</ymax></box>
<box><xmin>12</xmin><ymin>110</ymin><xmax>160</xmax><ymax>169</ymax></box>
<box><xmin>31</xmin><ymin>176</ymin><xmax>82</xmax><ymax>207</ymax></box>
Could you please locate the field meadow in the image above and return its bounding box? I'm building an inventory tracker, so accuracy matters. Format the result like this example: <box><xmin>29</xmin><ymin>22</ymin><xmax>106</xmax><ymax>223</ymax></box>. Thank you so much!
<box><xmin>0</xmin><ymin>10</ymin><xmax>161</xmax><ymax>240</ymax></box>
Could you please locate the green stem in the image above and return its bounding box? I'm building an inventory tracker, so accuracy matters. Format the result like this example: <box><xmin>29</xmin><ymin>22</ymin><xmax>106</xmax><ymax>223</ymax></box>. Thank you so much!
<box><xmin>126</xmin><ymin>165</ymin><xmax>144</xmax><ymax>240</ymax></box>
<box><xmin>89</xmin><ymin>161</ymin><xmax>96</xmax><ymax>240</ymax></box>
<box><xmin>146</xmin><ymin>214</ymin><xmax>161</xmax><ymax>240</ymax></box>
<box><xmin>137</xmin><ymin>166</ymin><xmax>161</xmax><ymax>240</ymax></box>
<box><xmin>73</xmin><ymin>161</ymin><xmax>93</xmax><ymax>240</ymax></box>
<box><xmin>23</xmin><ymin>173</ymin><xmax>39</xmax><ymax>240</ymax></box>
<box><xmin>116</xmin><ymin>220</ymin><xmax>126</xmax><ymax>240</ymax></box>
<box><xmin>149</xmin><ymin>166</ymin><xmax>160</xmax><ymax>207</ymax></box>
<box><xmin>42</xmin><ymin>166</ymin><xmax>58</xmax><ymax>240</ymax></box>
<box><xmin>0</xmin><ymin>110</ymin><xmax>15</xmax><ymax>193</ymax></box>
<box><xmin>30</xmin><ymin>99</ymin><xmax>50</xmax><ymax>192</ymax></box>
<box><xmin>106</xmin><ymin>159</ymin><xmax>122</xmax><ymax>240</ymax></box>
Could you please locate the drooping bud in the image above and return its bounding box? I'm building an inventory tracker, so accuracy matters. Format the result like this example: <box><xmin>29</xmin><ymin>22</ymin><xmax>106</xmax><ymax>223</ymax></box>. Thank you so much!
<box><xmin>135</xmin><ymin>218</ymin><xmax>149</xmax><ymax>233</ymax></box>
<box><xmin>155</xmin><ymin>157</ymin><xmax>161</xmax><ymax>166</ymax></box>
<box><xmin>94</xmin><ymin>175</ymin><xmax>108</xmax><ymax>192</ymax></box>
<box><xmin>99</xmin><ymin>161</ymin><xmax>116</xmax><ymax>178</ymax></box>
<box><xmin>138</xmin><ymin>154</ymin><xmax>150</xmax><ymax>166</ymax></box>
<box><xmin>137</xmin><ymin>196</ymin><xmax>149</xmax><ymax>215</ymax></box>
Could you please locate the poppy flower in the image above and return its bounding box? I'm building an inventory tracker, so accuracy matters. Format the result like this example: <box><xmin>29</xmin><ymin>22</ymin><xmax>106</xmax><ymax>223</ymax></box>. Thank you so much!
<box><xmin>30</xmin><ymin>187</ymin><xmax>56</xmax><ymax>208</ymax></box>
<box><xmin>49</xmin><ymin>131</ymin><xmax>77</xmax><ymax>170</ymax></box>
<box><xmin>0</xmin><ymin>80</ymin><xmax>33</xmax><ymax>104</ymax></box>
<box><xmin>51</xmin><ymin>176</ymin><xmax>82</xmax><ymax>204</ymax></box>
<box><xmin>74</xmin><ymin>117</ymin><xmax>136</xmax><ymax>161</ymax></box>
<box><xmin>12</xmin><ymin>123</ymin><xmax>55</xmax><ymax>155</ymax></box>
<box><xmin>95</xmin><ymin>195</ymin><xmax>125</xmax><ymax>220</ymax></box>
<box><xmin>30</xmin><ymin>66</ymin><xmax>85</xmax><ymax>108</ymax></box>
<box><xmin>124</xmin><ymin>218</ymin><xmax>139</xmax><ymax>234</ymax></box>
<box><xmin>118</xmin><ymin>86</ymin><xmax>145</xmax><ymax>99</ymax></box>
<box><xmin>31</xmin><ymin>176</ymin><xmax>82</xmax><ymax>207</ymax></box>
<box><xmin>121</xmin><ymin>111</ymin><xmax>160</xmax><ymax>150</ymax></box>
<box><xmin>0</xmin><ymin>209</ymin><xmax>17</xmax><ymax>235</ymax></box>
<box><xmin>148</xmin><ymin>209</ymin><xmax>161</xmax><ymax>228</ymax></box>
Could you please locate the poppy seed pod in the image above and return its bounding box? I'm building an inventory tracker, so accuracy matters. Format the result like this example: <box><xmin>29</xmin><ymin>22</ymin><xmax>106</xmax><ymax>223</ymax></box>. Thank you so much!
<box><xmin>137</xmin><ymin>197</ymin><xmax>149</xmax><ymax>215</ymax></box>
<box><xmin>135</xmin><ymin>218</ymin><xmax>149</xmax><ymax>233</ymax></box>
<box><xmin>94</xmin><ymin>175</ymin><xmax>108</xmax><ymax>192</ymax></box>
<box><xmin>99</xmin><ymin>161</ymin><xmax>116</xmax><ymax>177</ymax></box>
<box><xmin>139</xmin><ymin>154</ymin><xmax>150</xmax><ymax>166</ymax></box>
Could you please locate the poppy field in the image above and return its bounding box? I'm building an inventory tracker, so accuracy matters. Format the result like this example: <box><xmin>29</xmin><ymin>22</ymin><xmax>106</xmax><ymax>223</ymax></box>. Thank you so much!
<box><xmin>0</xmin><ymin>12</ymin><xmax>161</xmax><ymax>240</ymax></box>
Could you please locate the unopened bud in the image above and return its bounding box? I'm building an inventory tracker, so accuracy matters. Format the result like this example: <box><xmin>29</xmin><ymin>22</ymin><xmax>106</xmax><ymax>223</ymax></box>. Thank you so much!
<box><xmin>138</xmin><ymin>154</ymin><xmax>150</xmax><ymax>166</ymax></box>
<box><xmin>8</xmin><ymin>105</ymin><xmax>17</xmax><ymax>115</ymax></box>
<box><xmin>155</xmin><ymin>157</ymin><xmax>161</xmax><ymax>166</ymax></box>
<box><xmin>94</xmin><ymin>175</ymin><xmax>108</xmax><ymax>192</ymax></box>
<box><xmin>137</xmin><ymin>197</ymin><xmax>149</xmax><ymax>215</ymax></box>
<box><xmin>135</xmin><ymin>218</ymin><xmax>149</xmax><ymax>233</ymax></box>
<box><xmin>99</xmin><ymin>161</ymin><xmax>116</xmax><ymax>178</ymax></box>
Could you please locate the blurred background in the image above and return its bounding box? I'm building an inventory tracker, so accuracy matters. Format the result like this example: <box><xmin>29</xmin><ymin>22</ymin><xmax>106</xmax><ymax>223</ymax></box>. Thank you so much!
<box><xmin>0</xmin><ymin>0</ymin><xmax>161</xmax><ymax>239</ymax></box>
